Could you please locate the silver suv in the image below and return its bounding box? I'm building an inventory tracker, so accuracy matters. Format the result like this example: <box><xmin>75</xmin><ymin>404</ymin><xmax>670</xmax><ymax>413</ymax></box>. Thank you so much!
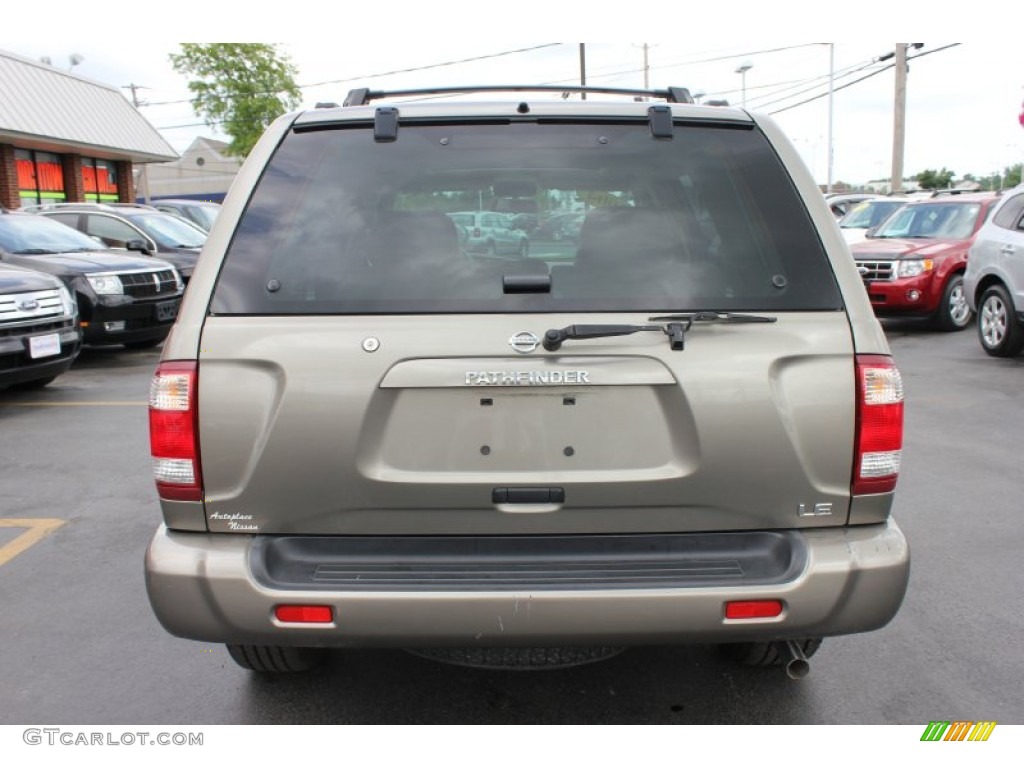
<box><xmin>447</xmin><ymin>211</ymin><xmax>529</xmax><ymax>257</ymax></box>
<box><xmin>144</xmin><ymin>86</ymin><xmax>909</xmax><ymax>677</ymax></box>
<box><xmin>965</xmin><ymin>184</ymin><xmax>1024</xmax><ymax>356</ymax></box>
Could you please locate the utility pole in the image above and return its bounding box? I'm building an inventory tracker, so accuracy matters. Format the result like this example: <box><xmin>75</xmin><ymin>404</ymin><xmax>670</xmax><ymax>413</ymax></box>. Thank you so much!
<box><xmin>888</xmin><ymin>44</ymin><xmax>925</xmax><ymax>193</ymax></box>
<box><xmin>889</xmin><ymin>44</ymin><xmax>907</xmax><ymax>193</ymax></box>
<box><xmin>640</xmin><ymin>43</ymin><xmax>650</xmax><ymax>89</ymax></box>
<box><xmin>124</xmin><ymin>83</ymin><xmax>151</xmax><ymax>204</ymax></box>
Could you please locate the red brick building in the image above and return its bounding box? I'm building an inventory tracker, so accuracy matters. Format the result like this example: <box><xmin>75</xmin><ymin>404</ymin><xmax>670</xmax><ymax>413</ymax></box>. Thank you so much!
<box><xmin>0</xmin><ymin>49</ymin><xmax>177</xmax><ymax>210</ymax></box>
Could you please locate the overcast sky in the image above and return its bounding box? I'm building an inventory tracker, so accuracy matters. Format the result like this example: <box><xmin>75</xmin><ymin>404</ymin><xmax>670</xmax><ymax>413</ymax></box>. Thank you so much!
<box><xmin>4</xmin><ymin>6</ymin><xmax>1023</xmax><ymax>188</ymax></box>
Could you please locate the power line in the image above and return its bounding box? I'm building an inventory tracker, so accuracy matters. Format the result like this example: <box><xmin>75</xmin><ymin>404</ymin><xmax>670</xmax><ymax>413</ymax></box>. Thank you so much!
<box><xmin>768</xmin><ymin>44</ymin><xmax>961</xmax><ymax>115</ymax></box>
<box><xmin>141</xmin><ymin>43</ymin><xmax>564</xmax><ymax>107</ymax></box>
<box><xmin>749</xmin><ymin>58</ymin><xmax>884</xmax><ymax>110</ymax></box>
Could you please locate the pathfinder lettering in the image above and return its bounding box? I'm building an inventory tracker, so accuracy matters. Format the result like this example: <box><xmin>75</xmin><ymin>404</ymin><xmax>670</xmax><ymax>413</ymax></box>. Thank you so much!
<box><xmin>465</xmin><ymin>371</ymin><xmax>591</xmax><ymax>386</ymax></box>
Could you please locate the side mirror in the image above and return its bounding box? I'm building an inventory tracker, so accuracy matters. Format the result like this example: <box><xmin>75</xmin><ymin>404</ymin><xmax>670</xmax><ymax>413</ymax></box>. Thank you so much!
<box><xmin>865</xmin><ymin>226</ymin><xmax>878</xmax><ymax>239</ymax></box>
<box><xmin>126</xmin><ymin>239</ymin><xmax>152</xmax><ymax>255</ymax></box>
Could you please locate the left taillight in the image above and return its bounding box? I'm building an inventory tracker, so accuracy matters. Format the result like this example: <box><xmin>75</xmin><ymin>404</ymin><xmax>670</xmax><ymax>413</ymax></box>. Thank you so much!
<box><xmin>149</xmin><ymin>361</ymin><xmax>202</xmax><ymax>502</ymax></box>
<box><xmin>853</xmin><ymin>355</ymin><xmax>904</xmax><ymax>495</ymax></box>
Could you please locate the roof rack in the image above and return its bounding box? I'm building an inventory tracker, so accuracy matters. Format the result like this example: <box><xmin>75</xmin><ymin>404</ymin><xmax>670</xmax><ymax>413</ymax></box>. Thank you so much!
<box><xmin>21</xmin><ymin>201</ymin><xmax>159</xmax><ymax>213</ymax></box>
<box><xmin>928</xmin><ymin>188</ymin><xmax>999</xmax><ymax>198</ymax></box>
<box><xmin>342</xmin><ymin>85</ymin><xmax>694</xmax><ymax>107</ymax></box>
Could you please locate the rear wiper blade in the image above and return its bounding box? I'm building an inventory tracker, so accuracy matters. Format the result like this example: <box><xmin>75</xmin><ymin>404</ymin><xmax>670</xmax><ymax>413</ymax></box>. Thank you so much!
<box><xmin>648</xmin><ymin>311</ymin><xmax>777</xmax><ymax>324</ymax></box>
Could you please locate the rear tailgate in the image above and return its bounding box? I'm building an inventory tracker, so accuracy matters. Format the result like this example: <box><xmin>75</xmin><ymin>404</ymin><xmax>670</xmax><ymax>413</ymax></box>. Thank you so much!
<box><xmin>196</xmin><ymin>311</ymin><xmax>854</xmax><ymax>535</ymax></box>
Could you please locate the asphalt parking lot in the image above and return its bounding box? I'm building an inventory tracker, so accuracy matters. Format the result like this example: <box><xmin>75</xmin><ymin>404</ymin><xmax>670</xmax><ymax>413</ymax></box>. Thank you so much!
<box><xmin>1</xmin><ymin>323</ymin><xmax>1022</xmax><ymax>725</ymax></box>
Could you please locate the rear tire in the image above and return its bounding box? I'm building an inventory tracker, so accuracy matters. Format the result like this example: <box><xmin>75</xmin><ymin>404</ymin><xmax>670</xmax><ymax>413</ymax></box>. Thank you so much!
<box><xmin>978</xmin><ymin>284</ymin><xmax>1024</xmax><ymax>357</ymax></box>
<box><xmin>225</xmin><ymin>644</ymin><xmax>326</xmax><ymax>673</ymax></box>
<box><xmin>720</xmin><ymin>638</ymin><xmax>822</xmax><ymax>667</ymax></box>
<box><xmin>933</xmin><ymin>274</ymin><xmax>972</xmax><ymax>331</ymax></box>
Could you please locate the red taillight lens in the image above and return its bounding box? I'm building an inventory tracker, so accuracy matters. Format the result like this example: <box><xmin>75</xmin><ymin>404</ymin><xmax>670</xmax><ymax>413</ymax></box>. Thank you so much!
<box><xmin>853</xmin><ymin>355</ymin><xmax>904</xmax><ymax>495</ymax></box>
<box><xmin>725</xmin><ymin>600</ymin><xmax>784</xmax><ymax>619</ymax></box>
<box><xmin>275</xmin><ymin>605</ymin><xmax>333</xmax><ymax>623</ymax></box>
<box><xmin>149</xmin><ymin>361</ymin><xmax>202</xmax><ymax>502</ymax></box>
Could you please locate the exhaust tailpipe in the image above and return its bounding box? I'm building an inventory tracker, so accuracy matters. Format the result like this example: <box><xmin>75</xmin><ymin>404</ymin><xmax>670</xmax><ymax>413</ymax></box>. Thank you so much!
<box><xmin>775</xmin><ymin>640</ymin><xmax>810</xmax><ymax>679</ymax></box>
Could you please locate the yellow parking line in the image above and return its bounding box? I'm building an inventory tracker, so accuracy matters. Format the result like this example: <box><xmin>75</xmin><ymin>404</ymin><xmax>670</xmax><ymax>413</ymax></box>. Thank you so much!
<box><xmin>0</xmin><ymin>401</ymin><xmax>146</xmax><ymax>407</ymax></box>
<box><xmin>0</xmin><ymin>519</ymin><xmax>66</xmax><ymax>568</ymax></box>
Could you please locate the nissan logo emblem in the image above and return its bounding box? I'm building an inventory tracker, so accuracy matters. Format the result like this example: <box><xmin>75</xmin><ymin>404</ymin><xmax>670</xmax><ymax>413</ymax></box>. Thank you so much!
<box><xmin>509</xmin><ymin>331</ymin><xmax>540</xmax><ymax>354</ymax></box>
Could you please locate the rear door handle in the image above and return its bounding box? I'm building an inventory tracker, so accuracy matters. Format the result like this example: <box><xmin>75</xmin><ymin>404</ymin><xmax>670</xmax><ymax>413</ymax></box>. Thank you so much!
<box><xmin>1000</xmin><ymin>244</ymin><xmax>1015</xmax><ymax>255</ymax></box>
<box><xmin>493</xmin><ymin>487</ymin><xmax>565</xmax><ymax>504</ymax></box>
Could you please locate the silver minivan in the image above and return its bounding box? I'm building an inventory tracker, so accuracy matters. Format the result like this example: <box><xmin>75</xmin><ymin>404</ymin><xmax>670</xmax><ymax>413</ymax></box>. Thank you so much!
<box><xmin>965</xmin><ymin>184</ymin><xmax>1024</xmax><ymax>356</ymax></box>
<box><xmin>144</xmin><ymin>86</ymin><xmax>909</xmax><ymax>677</ymax></box>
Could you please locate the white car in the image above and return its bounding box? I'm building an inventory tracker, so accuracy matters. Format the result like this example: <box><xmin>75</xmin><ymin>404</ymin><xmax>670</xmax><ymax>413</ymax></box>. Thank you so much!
<box><xmin>838</xmin><ymin>197</ymin><xmax>913</xmax><ymax>245</ymax></box>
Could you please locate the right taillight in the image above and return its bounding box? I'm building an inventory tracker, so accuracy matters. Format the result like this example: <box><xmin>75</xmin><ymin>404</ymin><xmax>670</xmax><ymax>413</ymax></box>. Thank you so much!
<box><xmin>149</xmin><ymin>361</ymin><xmax>203</xmax><ymax>502</ymax></box>
<box><xmin>853</xmin><ymin>355</ymin><xmax>904</xmax><ymax>495</ymax></box>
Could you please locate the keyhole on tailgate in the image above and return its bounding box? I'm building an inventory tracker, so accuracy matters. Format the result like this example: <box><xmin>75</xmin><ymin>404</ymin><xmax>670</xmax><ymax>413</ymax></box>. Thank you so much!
<box><xmin>563</xmin><ymin>397</ymin><xmax>576</xmax><ymax>406</ymax></box>
<box><xmin>564</xmin><ymin>446</ymin><xmax>575</xmax><ymax>457</ymax></box>
<box><xmin>480</xmin><ymin>446</ymin><xmax>491</xmax><ymax>456</ymax></box>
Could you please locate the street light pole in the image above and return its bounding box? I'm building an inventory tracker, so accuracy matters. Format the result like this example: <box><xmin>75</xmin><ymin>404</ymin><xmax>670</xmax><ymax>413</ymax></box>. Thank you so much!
<box><xmin>579</xmin><ymin>44</ymin><xmax>587</xmax><ymax>100</ymax></box>
<box><xmin>735</xmin><ymin>61</ymin><xmax>753</xmax><ymax>107</ymax></box>
<box><xmin>827</xmin><ymin>43</ymin><xmax>835</xmax><ymax>193</ymax></box>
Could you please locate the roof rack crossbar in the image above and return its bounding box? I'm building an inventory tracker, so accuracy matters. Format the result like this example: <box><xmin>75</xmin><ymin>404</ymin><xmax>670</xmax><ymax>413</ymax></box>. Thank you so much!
<box><xmin>342</xmin><ymin>85</ymin><xmax>694</xmax><ymax>107</ymax></box>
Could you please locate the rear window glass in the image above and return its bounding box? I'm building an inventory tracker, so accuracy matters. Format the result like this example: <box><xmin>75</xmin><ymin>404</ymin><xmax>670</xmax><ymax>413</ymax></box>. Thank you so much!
<box><xmin>211</xmin><ymin>120</ymin><xmax>841</xmax><ymax>314</ymax></box>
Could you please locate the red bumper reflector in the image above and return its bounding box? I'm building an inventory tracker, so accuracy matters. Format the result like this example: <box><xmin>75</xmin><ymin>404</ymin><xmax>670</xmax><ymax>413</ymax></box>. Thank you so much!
<box><xmin>725</xmin><ymin>600</ymin><xmax>783</xmax><ymax>619</ymax></box>
<box><xmin>274</xmin><ymin>605</ymin><xmax>333</xmax><ymax>623</ymax></box>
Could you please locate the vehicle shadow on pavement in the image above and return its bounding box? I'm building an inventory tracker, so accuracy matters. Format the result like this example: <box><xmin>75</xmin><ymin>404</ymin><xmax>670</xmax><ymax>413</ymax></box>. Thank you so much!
<box><xmin>236</xmin><ymin>646</ymin><xmax>818</xmax><ymax>725</ymax></box>
<box><xmin>72</xmin><ymin>345</ymin><xmax>163</xmax><ymax>370</ymax></box>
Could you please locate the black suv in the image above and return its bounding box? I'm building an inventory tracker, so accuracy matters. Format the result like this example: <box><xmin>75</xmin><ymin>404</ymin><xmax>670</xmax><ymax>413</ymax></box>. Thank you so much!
<box><xmin>30</xmin><ymin>203</ymin><xmax>205</xmax><ymax>282</ymax></box>
<box><xmin>0</xmin><ymin>262</ymin><xmax>80</xmax><ymax>389</ymax></box>
<box><xmin>0</xmin><ymin>211</ymin><xmax>184</xmax><ymax>349</ymax></box>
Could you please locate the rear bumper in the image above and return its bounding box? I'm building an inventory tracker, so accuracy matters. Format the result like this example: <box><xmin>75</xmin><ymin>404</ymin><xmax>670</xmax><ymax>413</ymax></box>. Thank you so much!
<box><xmin>145</xmin><ymin>520</ymin><xmax>910</xmax><ymax>647</ymax></box>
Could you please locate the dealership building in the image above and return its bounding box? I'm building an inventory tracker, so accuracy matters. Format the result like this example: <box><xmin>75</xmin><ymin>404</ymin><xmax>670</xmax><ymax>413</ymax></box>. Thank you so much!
<box><xmin>0</xmin><ymin>49</ymin><xmax>177</xmax><ymax>210</ymax></box>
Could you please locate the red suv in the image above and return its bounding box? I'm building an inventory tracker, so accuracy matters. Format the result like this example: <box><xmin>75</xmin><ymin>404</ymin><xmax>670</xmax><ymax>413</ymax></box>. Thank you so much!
<box><xmin>850</xmin><ymin>192</ymin><xmax>1001</xmax><ymax>330</ymax></box>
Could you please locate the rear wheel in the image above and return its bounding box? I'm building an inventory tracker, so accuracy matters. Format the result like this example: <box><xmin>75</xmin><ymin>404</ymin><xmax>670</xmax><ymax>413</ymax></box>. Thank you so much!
<box><xmin>719</xmin><ymin>638</ymin><xmax>822</xmax><ymax>667</ymax></box>
<box><xmin>225</xmin><ymin>644</ymin><xmax>326</xmax><ymax>673</ymax></box>
<box><xmin>933</xmin><ymin>274</ymin><xmax>972</xmax><ymax>331</ymax></box>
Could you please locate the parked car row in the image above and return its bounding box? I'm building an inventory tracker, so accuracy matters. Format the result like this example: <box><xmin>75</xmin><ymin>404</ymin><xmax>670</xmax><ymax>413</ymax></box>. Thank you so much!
<box><xmin>849</xmin><ymin>191</ymin><xmax>1001</xmax><ymax>332</ymax></box>
<box><xmin>837</xmin><ymin>183</ymin><xmax>1024</xmax><ymax>357</ymax></box>
<box><xmin>0</xmin><ymin>200</ymin><xmax>217</xmax><ymax>390</ymax></box>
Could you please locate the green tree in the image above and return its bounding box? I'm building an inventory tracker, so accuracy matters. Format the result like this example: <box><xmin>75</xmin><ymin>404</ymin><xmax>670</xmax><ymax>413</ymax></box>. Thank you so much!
<box><xmin>169</xmin><ymin>43</ymin><xmax>302</xmax><ymax>158</ymax></box>
<box><xmin>1004</xmin><ymin>163</ymin><xmax>1023</xmax><ymax>188</ymax></box>
<box><xmin>915</xmin><ymin>167</ymin><xmax>956</xmax><ymax>190</ymax></box>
